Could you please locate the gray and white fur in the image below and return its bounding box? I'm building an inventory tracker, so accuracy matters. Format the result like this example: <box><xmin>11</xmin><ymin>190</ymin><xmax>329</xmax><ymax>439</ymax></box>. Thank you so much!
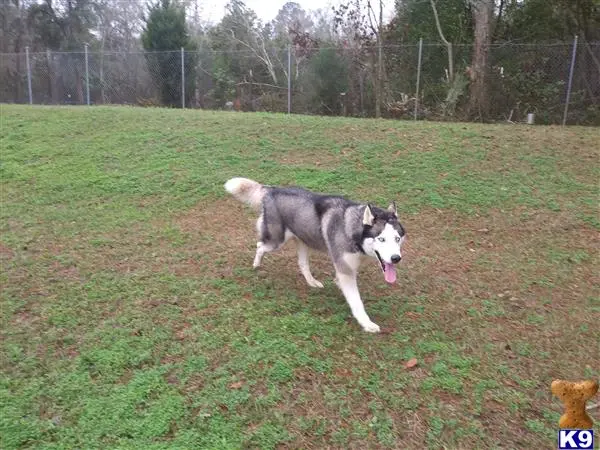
<box><xmin>224</xmin><ymin>177</ymin><xmax>406</xmax><ymax>333</ymax></box>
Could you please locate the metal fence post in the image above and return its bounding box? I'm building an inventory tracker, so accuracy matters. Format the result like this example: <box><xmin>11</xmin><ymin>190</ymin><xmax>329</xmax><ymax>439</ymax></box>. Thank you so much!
<box><xmin>46</xmin><ymin>49</ymin><xmax>52</xmax><ymax>103</ymax></box>
<box><xmin>287</xmin><ymin>46</ymin><xmax>291</xmax><ymax>114</ymax></box>
<box><xmin>25</xmin><ymin>46</ymin><xmax>33</xmax><ymax>104</ymax></box>
<box><xmin>181</xmin><ymin>47</ymin><xmax>185</xmax><ymax>109</ymax></box>
<box><xmin>414</xmin><ymin>38</ymin><xmax>423</xmax><ymax>120</ymax></box>
<box><xmin>84</xmin><ymin>44</ymin><xmax>90</xmax><ymax>105</ymax></box>
<box><xmin>562</xmin><ymin>35</ymin><xmax>578</xmax><ymax>126</ymax></box>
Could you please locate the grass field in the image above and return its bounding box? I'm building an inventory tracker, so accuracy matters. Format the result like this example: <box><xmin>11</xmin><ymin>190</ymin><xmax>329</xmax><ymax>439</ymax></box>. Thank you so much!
<box><xmin>1</xmin><ymin>105</ymin><xmax>599</xmax><ymax>449</ymax></box>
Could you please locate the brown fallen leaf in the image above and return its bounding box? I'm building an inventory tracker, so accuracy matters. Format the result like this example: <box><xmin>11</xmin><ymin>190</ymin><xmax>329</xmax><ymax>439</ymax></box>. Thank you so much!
<box><xmin>335</xmin><ymin>367</ymin><xmax>352</xmax><ymax>377</ymax></box>
<box><xmin>405</xmin><ymin>358</ymin><xmax>418</xmax><ymax>369</ymax></box>
<box><xmin>404</xmin><ymin>311</ymin><xmax>421</xmax><ymax>320</ymax></box>
<box><xmin>229</xmin><ymin>381</ymin><xmax>243</xmax><ymax>389</ymax></box>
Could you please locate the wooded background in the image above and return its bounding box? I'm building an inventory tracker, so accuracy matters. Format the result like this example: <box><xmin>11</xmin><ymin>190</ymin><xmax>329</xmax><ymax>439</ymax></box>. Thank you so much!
<box><xmin>2</xmin><ymin>0</ymin><xmax>599</xmax><ymax>124</ymax></box>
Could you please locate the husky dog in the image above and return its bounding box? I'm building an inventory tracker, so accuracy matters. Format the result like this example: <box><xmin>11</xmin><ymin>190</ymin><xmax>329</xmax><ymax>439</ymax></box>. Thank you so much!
<box><xmin>224</xmin><ymin>177</ymin><xmax>406</xmax><ymax>333</ymax></box>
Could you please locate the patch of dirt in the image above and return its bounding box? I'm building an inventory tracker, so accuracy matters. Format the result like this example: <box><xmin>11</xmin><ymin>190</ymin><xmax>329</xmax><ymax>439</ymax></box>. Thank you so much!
<box><xmin>275</xmin><ymin>149</ymin><xmax>341</xmax><ymax>168</ymax></box>
<box><xmin>182</xmin><ymin>373</ymin><xmax>205</xmax><ymax>394</ymax></box>
<box><xmin>174</xmin><ymin>199</ymin><xmax>255</xmax><ymax>271</ymax></box>
<box><xmin>50</xmin><ymin>260</ymin><xmax>82</xmax><ymax>281</ymax></box>
<box><xmin>117</xmin><ymin>370</ymin><xmax>133</xmax><ymax>385</ymax></box>
<box><xmin>9</xmin><ymin>307</ymin><xmax>43</xmax><ymax>330</ymax></box>
<box><xmin>0</xmin><ymin>242</ymin><xmax>15</xmax><ymax>260</ymax></box>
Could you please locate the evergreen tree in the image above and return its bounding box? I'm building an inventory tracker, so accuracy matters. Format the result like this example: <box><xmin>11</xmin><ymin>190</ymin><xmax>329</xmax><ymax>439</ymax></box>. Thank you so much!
<box><xmin>142</xmin><ymin>0</ymin><xmax>197</xmax><ymax>107</ymax></box>
<box><xmin>307</xmin><ymin>48</ymin><xmax>348</xmax><ymax>115</ymax></box>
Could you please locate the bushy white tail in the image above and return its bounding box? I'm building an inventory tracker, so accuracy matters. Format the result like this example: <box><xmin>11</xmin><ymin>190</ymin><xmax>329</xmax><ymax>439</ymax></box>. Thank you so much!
<box><xmin>224</xmin><ymin>177</ymin><xmax>265</xmax><ymax>209</ymax></box>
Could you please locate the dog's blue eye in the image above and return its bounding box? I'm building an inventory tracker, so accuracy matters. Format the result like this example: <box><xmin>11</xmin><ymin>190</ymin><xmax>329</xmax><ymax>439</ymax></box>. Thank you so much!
<box><xmin>395</xmin><ymin>237</ymin><xmax>401</xmax><ymax>243</ymax></box>
<box><xmin>378</xmin><ymin>237</ymin><xmax>385</xmax><ymax>242</ymax></box>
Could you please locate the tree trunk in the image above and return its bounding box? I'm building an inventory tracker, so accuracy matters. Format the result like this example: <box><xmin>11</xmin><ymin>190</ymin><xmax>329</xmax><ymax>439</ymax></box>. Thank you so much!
<box><xmin>75</xmin><ymin>63</ymin><xmax>84</xmax><ymax>104</ymax></box>
<box><xmin>375</xmin><ymin>0</ymin><xmax>383</xmax><ymax>118</ymax></box>
<box><xmin>99</xmin><ymin>33</ymin><xmax>106</xmax><ymax>104</ymax></box>
<box><xmin>468</xmin><ymin>0</ymin><xmax>493</xmax><ymax>121</ymax></box>
<box><xmin>14</xmin><ymin>0</ymin><xmax>24</xmax><ymax>103</ymax></box>
<box><xmin>15</xmin><ymin>37</ymin><xmax>22</xmax><ymax>103</ymax></box>
<box><xmin>359</xmin><ymin>71</ymin><xmax>365</xmax><ymax>116</ymax></box>
<box><xmin>47</xmin><ymin>49</ymin><xmax>58</xmax><ymax>104</ymax></box>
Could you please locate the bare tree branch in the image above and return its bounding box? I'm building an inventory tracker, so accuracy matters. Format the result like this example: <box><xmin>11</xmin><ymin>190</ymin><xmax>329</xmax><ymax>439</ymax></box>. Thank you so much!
<box><xmin>228</xmin><ymin>28</ymin><xmax>278</xmax><ymax>84</ymax></box>
<box><xmin>430</xmin><ymin>0</ymin><xmax>454</xmax><ymax>82</ymax></box>
<box><xmin>366</xmin><ymin>0</ymin><xmax>379</xmax><ymax>37</ymax></box>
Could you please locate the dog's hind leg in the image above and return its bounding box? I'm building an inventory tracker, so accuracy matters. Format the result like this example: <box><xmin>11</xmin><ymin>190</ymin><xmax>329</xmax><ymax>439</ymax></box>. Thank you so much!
<box><xmin>297</xmin><ymin>241</ymin><xmax>323</xmax><ymax>288</ymax></box>
<box><xmin>253</xmin><ymin>229</ymin><xmax>294</xmax><ymax>269</ymax></box>
<box><xmin>253</xmin><ymin>241</ymin><xmax>274</xmax><ymax>268</ymax></box>
<box><xmin>253</xmin><ymin>213</ymin><xmax>275</xmax><ymax>268</ymax></box>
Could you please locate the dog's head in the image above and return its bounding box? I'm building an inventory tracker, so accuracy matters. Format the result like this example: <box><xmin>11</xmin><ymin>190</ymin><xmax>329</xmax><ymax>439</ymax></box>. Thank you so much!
<box><xmin>361</xmin><ymin>202</ymin><xmax>406</xmax><ymax>284</ymax></box>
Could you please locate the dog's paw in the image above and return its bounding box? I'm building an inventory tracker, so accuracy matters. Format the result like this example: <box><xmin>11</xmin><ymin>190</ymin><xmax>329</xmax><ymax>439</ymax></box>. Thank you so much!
<box><xmin>307</xmin><ymin>278</ymin><xmax>324</xmax><ymax>288</ymax></box>
<box><xmin>362</xmin><ymin>321</ymin><xmax>381</xmax><ymax>333</ymax></box>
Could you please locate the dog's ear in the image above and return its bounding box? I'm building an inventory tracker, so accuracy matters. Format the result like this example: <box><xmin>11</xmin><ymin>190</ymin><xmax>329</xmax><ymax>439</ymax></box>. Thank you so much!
<box><xmin>363</xmin><ymin>204</ymin><xmax>375</xmax><ymax>226</ymax></box>
<box><xmin>387</xmin><ymin>201</ymin><xmax>397</xmax><ymax>216</ymax></box>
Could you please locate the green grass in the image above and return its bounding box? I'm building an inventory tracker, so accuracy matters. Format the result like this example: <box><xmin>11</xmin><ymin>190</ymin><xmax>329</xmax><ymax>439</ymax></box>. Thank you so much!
<box><xmin>1</xmin><ymin>105</ymin><xmax>599</xmax><ymax>449</ymax></box>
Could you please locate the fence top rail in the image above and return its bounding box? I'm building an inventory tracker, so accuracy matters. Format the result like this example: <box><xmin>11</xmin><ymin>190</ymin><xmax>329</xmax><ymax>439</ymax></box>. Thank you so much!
<box><xmin>1</xmin><ymin>41</ymin><xmax>598</xmax><ymax>57</ymax></box>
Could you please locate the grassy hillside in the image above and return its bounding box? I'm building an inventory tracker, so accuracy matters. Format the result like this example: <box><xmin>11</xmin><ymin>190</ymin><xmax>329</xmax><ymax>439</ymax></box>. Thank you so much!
<box><xmin>1</xmin><ymin>105</ymin><xmax>598</xmax><ymax>449</ymax></box>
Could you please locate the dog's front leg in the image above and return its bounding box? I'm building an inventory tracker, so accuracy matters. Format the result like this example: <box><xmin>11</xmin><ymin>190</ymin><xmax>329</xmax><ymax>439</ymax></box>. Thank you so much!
<box><xmin>336</xmin><ymin>272</ymin><xmax>380</xmax><ymax>333</ymax></box>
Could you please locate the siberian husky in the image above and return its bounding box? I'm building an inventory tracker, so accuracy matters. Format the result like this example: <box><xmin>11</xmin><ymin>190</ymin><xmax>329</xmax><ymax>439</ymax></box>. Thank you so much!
<box><xmin>224</xmin><ymin>177</ymin><xmax>406</xmax><ymax>333</ymax></box>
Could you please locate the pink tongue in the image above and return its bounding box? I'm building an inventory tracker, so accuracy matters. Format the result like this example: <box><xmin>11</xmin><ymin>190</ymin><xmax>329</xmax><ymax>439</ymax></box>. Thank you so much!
<box><xmin>383</xmin><ymin>263</ymin><xmax>397</xmax><ymax>284</ymax></box>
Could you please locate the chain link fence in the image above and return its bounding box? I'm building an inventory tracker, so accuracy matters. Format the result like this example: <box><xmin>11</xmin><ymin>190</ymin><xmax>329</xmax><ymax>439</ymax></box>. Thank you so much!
<box><xmin>1</xmin><ymin>41</ymin><xmax>598</xmax><ymax>125</ymax></box>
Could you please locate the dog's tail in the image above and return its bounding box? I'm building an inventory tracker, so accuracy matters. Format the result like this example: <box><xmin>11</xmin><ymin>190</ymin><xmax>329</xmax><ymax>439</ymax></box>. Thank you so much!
<box><xmin>224</xmin><ymin>177</ymin><xmax>266</xmax><ymax>210</ymax></box>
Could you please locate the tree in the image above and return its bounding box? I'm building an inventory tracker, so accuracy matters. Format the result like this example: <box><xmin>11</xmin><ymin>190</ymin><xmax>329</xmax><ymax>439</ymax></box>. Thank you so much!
<box><xmin>1</xmin><ymin>1</ymin><xmax>28</xmax><ymax>102</ymax></box>
<box><xmin>498</xmin><ymin>0</ymin><xmax>600</xmax><ymax>42</ymax></box>
<box><xmin>272</xmin><ymin>2</ymin><xmax>316</xmax><ymax>81</ymax></box>
<box><xmin>208</xmin><ymin>0</ymin><xmax>305</xmax><ymax>111</ymax></box>
<box><xmin>60</xmin><ymin>0</ymin><xmax>99</xmax><ymax>51</ymax></box>
<box><xmin>332</xmin><ymin>0</ymin><xmax>380</xmax><ymax>116</ymax></box>
<box><xmin>272</xmin><ymin>2</ymin><xmax>312</xmax><ymax>41</ymax></box>
<box><xmin>373</xmin><ymin>0</ymin><xmax>383</xmax><ymax>118</ymax></box>
<box><xmin>25</xmin><ymin>0</ymin><xmax>99</xmax><ymax>103</ymax></box>
<box><xmin>389</xmin><ymin>0</ymin><xmax>472</xmax><ymax>44</ymax></box>
<box><xmin>218</xmin><ymin>0</ymin><xmax>280</xmax><ymax>85</ymax></box>
<box><xmin>333</xmin><ymin>0</ymin><xmax>387</xmax><ymax>117</ymax></box>
<box><xmin>306</xmin><ymin>47</ymin><xmax>348</xmax><ymax>115</ymax></box>
<box><xmin>208</xmin><ymin>0</ymin><xmax>278</xmax><ymax>108</ymax></box>
<box><xmin>467</xmin><ymin>0</ymin><xmax>493</xmax><ymax>120</ymax></box>
<box><xmin>388</xmin><ymin>0</ymin><xmax>473</xmax><ymax>85</ymax></box>
<box><xmin>93</xmin><ymin>0</ymin><xmax>145</xmax><ymax>103</ymax></box>
<box><xmin>429</xmin><ymin>0</ymin><xmax>454</xmax><ymax>82</ymax></box>
<box><xmin>310</xmin><ymin>7</ymin><xmax>336</xmax><ymax>43</ymax></box>
<box><xmin>95</xmin><ymin>0</ymin><xmax>144</xmax><ymax>52</ymax></box>
<box><xmin>26</xmin><ymin>2</ymin><xmax>62</xmax><ymax>51</ymax></box>
<box><xmin>142</xmin><ymin>0</ymin><xmax>197</xmax><ymax>107</ymax></box>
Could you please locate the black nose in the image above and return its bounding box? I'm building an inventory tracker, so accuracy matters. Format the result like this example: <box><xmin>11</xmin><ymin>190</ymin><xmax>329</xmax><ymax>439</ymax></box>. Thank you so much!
<box><xmin>391</xmin><ymin>255</ymin><xmax>401</xmax><ymax>264</ymax></box>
